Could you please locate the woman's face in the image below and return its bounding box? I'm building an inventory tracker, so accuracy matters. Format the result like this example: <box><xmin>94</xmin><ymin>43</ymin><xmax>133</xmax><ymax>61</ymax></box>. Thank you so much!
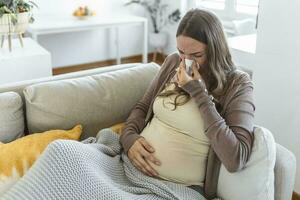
<box><xmin>176</xmin><ymin>35</ymin><xmax>208</xmax><ymax>68</ymax></box>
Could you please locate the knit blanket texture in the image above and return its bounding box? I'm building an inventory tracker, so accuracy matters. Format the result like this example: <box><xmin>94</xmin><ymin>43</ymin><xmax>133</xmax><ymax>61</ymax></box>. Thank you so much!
<box><xmin>1</xmin><ymin>128</ymin><xmax>210</xmax><ymax>200</ymax></box>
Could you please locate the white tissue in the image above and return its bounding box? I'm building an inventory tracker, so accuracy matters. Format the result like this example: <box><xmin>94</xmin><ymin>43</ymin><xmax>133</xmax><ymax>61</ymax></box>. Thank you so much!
<box><xmin>185</xmin><ymin>59</ymin><xmax>193</xmax><ymax>75</ymax></box>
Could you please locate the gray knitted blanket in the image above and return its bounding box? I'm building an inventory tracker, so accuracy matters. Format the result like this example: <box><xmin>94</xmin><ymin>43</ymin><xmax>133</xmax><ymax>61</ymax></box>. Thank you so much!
<box><xmin>2</xmin><ymin>128</ymin><xmax>207</xmax><ymax>200</ymax></box>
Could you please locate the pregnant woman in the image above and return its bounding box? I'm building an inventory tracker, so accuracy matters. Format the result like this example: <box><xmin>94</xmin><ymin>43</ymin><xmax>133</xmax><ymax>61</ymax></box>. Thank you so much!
<box><xmin>120</xmin><ymin>8</ymin><xmax>255</xmax><ymax>199</ymax></box>
<box><xmin>2</xmin><ymin>8</ymin><xmax>255</xmax><ymax>200</ymax></box>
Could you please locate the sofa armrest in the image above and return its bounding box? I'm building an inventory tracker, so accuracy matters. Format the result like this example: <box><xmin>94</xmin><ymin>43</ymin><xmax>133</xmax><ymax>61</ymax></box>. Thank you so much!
<box><xmin>274</xmin><ymin>143</ymin><xmax>296</xmax><ymax>200</ymax></box>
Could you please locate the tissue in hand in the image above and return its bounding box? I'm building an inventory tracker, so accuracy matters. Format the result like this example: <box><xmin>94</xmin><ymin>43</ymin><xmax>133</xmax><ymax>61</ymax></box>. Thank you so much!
<box><xmin>185</xmin><ymin>59</ymin><xmax>193</xmax><ymax>75</ymax></box>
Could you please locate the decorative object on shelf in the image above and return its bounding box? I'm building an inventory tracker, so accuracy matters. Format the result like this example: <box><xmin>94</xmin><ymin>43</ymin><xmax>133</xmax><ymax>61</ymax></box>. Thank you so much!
<box><xmin>125</xmin><ymin>0</ymin><xmax>180</xmax><ymax>62</ymax></box>
<box><xmin>0</xmin><ymin>0</ymin><xmax>37</xmax><ymax>52</ymax></box>
<box><xmin>73</xmin><ymin>6</ymin><xmax>96</xmax><ymax>20</ymax></box>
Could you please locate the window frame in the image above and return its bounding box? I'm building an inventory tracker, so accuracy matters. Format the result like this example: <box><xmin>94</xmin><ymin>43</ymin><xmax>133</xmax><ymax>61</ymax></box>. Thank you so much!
<box><xmin>195</xmin><ymin>0</ymin><xmax>258</xmax><ymax>21</ymax></box>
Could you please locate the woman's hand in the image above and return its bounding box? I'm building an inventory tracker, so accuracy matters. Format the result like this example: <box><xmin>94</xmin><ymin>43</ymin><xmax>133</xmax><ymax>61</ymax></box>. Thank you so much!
<box><xmin>175</xmin><ymin>58</ymin><xmax>203</xmax><ymax>87</ymax></box>
<box><xmin>128</xmin><ymin>137</ymin><xmax>161</xmax><ymax>177</ymax></box>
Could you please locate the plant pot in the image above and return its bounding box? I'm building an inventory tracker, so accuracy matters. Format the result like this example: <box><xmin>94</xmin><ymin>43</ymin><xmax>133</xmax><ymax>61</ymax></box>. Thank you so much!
<box><xmin>0</xmin><ymin>12</ymin><xmax>30</xmax><ymax>34</ymax></box>
<box><xmin>149</xmin><ymin>32</ymin><xmax>168</xmax><ymax>49</ymax></box>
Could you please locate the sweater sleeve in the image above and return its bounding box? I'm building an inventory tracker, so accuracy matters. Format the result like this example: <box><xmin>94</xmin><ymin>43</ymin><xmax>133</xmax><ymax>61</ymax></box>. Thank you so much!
<box><xmin>180</xmin><ymin>74</ymin><xmax>255</xmax><ymax>172</ymax></box>
<box><xmin>119</xmin><ymin>55</ymin><xmax>172</xmax><ymax>155</ymax></box>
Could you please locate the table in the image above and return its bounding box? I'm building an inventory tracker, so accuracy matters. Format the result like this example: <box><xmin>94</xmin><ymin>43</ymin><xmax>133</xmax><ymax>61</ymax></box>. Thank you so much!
<box><xmin>26</xmin><ymin>15</ymin><xmax>148</xmax><ymax>65</ymax></box>
<box><xmin>0</xmin><ymin>38</ymin><xmax>52</xmax><ymax>85</ymax></box>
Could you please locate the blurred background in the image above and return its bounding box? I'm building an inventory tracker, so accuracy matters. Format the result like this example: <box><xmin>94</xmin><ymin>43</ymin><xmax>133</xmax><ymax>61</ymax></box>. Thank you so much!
<box><xmin>0</xmin><ymin>0</ymin><xmax>299</xmax><ymax>198</ymax></box>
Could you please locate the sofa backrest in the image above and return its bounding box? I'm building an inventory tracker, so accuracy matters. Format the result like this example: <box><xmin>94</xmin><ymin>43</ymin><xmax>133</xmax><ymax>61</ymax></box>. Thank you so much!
<box><xmin>0</xmin><ymin>62</ymin><xmax>160</xmax><ymax>139</ymax></box>
<box><xmin>0</xmin><ymin>63</ymin><xmax>145</xmax><ymax>100</ymax></box>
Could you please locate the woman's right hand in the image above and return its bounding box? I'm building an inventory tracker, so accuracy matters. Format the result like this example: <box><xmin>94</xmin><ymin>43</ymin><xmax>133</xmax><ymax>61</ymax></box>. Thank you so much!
<box><xmin>128</xmin><ymin>137</ymin><xmax>161</xmax><ymax>177</ymax></box>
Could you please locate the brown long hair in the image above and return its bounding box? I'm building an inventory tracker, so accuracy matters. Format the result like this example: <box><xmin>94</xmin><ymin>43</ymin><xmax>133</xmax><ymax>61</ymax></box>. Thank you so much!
<box><xmin>157</xmin><ymin>8</ymin><xmax>236</xmax><ymax>110</ymax></box>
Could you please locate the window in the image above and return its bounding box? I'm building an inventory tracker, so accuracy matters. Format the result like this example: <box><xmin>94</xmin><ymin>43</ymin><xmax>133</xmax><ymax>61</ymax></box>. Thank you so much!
<box><xmin>236</xmin><ymin>0</ymin><xmax>259</xmax><ymax>15</ymax></box>
<box><xmin>198</xmin><ymin>0</ymin><xmax>225</xmax><ymax>10</ymax></box>
<box><xmin>194</xmin><ymin>0</ymin><xmax>259</xmax><ymax>35</ymax></box>
<box><xmin>195</xmin><ymin>0</ymin><xmax>259</xmax><ymax>18</ymax></box>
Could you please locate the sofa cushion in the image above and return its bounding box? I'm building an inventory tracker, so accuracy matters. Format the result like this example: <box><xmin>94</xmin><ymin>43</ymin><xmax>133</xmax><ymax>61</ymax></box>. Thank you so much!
<box><xmin>0</xmin><ymin>92</ymin><xmax>24</xmax><ymax>143</ymax></box>
<box><xmin>0</xmin><ymin>125</ymin><xmax>82</xmax><ymax>195</ymax></box>
<box><xmin>217</xmin><ymin>126</ymin><xmax>276</xmax><ymax>200</ymax></box>
<box><xmin>24</xmin><ymin>62</ymin><xmax>160</xmax><ymax>140</ymax></box>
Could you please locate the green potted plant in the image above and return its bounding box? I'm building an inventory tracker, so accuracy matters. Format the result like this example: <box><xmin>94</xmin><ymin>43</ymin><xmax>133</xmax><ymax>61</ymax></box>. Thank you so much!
<box><xmin>125</xmin><ymin>0</ymin><xmax>180</xmax><ymax>55</ymax></box>
<box><xmin>0</xmin><ymin>0</ymin><xmax>38</xmax><ymax>51</ymax></box>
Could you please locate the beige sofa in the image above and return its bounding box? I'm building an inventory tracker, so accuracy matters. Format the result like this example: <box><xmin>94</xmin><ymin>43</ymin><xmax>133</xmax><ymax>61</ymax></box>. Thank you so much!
<box><xmin>0</xmin><ymin>62</ymin><xmax>296</xmax><ymax>200</ymax></box>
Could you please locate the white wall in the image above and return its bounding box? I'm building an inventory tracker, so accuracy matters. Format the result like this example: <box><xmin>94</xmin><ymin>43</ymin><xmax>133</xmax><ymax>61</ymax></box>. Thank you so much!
<box><xmin>253</xmin><ymin>0</ymin><xmax>300</xmax><ymax>193</ymax></box>
<box><xmin>31</xmin><ymin>0</ymin><xmax>180</xmax><ymax>68</ymax></box>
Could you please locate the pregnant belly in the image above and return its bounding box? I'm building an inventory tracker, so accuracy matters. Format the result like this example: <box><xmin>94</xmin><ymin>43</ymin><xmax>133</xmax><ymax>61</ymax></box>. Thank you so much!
<box><xmin>140</xmin><ymin>117</ymin><xmax>209</xmax><ymax>186</ymax></box>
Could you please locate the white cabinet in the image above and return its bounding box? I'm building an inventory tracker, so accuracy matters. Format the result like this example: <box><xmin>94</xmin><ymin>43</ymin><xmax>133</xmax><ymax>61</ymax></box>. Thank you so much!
<box><xmin>0</xmin><ymin>38</ymin><xmax>52</xmax><ymax>85</ymax></box>
<box><xmin>227</xmin><ymin>33</ymin><xmax>256</xmax><ymax>78</ymax></box>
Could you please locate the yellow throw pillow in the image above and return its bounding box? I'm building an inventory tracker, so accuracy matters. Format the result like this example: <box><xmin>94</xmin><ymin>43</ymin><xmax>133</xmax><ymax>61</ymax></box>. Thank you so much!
<box><xmin>0</xmin><ymin>125</ymin><xmax>82</xmax><ymax>195</ymax></box>
<box><xmin>109</xmin><ymin>122</ymin><xmax>125</xmax><ymax>135</ymax></box>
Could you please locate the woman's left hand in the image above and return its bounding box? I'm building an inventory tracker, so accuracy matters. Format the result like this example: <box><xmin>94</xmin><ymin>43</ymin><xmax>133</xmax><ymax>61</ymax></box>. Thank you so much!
<box><xmin>175</xmin><ymin>59</ymin><xmax>203</xmax><ymax>87</ymax></box>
